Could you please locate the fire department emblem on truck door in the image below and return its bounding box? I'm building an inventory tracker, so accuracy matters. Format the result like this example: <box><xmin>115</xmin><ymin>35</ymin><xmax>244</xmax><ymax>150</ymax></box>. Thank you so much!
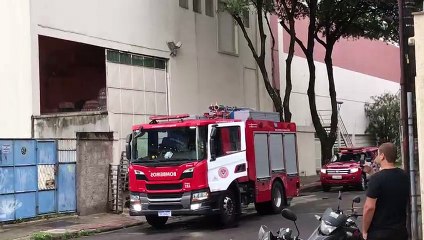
<box><xmin>218</xmin><ymin>167</ymin><xmax>229</xmax><ymax>178</ymax></box>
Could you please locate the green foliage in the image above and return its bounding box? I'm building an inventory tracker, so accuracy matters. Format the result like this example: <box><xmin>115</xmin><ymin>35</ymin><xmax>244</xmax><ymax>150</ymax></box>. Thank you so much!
<box><xmin>220</xmin><ymin>0</ymin><xmax>251</xmax><ymax>16</ymax></box>
<box><xmin>32</xmin><ymin>232</ymin><xmax>53</xmax><ymax>240</ymax></box>
<box><xmin>31</xmin><ymin>230</ymin><xmax>95</xmax><ymax>240</ymax></box>
<box><xmin>315</xmin><ymin>0</ymin><xmax>399</xmax><ymax>43</ymax></box>
<box><xmin>364</xmin><ymin>93</ymin><xmax>400</xmax><ymax>146</ymax></box>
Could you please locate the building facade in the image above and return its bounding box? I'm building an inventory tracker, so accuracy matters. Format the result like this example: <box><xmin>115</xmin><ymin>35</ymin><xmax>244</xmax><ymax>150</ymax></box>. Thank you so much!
<box><xmin>1</xmin><ymin>0</ymin><xmax>400</xmax><ymax>176</ymax></box>
<box><xmin>1</xmin><ymin>0</ymin><xmax>276</xmax><ymax>167</ymax></box>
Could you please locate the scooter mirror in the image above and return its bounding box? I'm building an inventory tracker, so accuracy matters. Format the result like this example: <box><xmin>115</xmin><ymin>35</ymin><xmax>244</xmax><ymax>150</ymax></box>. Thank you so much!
<box><xmin>353</xmin><ymin>196</ymin><xmax>361</xmax><ymax>203</ymax></box>
<box><xmin>281</xmin><ymin>208</ymin><xmax>297</xmax><ymax>222</ymax></box>
<box><xmin>338</xmin><ymin>191</ymin><xmax>342</xmax><ymax>200</ymax></box>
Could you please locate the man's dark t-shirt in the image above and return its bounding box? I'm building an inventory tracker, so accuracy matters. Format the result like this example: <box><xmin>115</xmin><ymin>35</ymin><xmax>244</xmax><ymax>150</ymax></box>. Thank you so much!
<box><xmin>366</xmin><ymin>168</ymin><xmax>409</xmax><ymax>239</ymax></box>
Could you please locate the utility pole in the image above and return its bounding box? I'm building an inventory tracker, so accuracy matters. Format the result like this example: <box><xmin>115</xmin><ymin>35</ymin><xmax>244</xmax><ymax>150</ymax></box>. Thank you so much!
<box><xmin>413</xmin><ymin>10</ymin><xmax>424</xmax><ymax>240</ymax></box>
<box><xmin>398</xmin><ymin>0</ymin><xmax>419</xmax><ymax>239</ymax></box>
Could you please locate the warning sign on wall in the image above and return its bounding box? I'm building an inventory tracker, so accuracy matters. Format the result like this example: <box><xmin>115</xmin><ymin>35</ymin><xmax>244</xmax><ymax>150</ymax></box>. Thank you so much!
<box><xmin>1</xmin><ymin>145</ymin><xmax>11</xmax><ymax>154</ymax></box>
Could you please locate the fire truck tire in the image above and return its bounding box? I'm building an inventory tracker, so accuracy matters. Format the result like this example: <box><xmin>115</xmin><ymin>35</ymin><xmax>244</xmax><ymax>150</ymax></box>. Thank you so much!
<box><xmin>217</xmin><ymin>190</ymin><xmax>237</xmax><ymax>227</ymax></box>
<box><xmin>145</xmin><ymin>215</ymin><xmax>168</xmax><ymax>229</ymax></box>
<box><xmin>270</xmin><ymin>181</ymin><xmax>285</xmax><ymax>214</ymax></box>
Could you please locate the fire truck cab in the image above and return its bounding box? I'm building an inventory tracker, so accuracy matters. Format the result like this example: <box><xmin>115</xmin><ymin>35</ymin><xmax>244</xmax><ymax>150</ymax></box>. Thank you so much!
<box><xmin>126</xmin><ymin>106</ymin><xmax>300</xmax><ymax>228</ymax></box>
<box><xmin>320</xmin><ymin>146</ymin><xmax>378</xmax><ymax>192</ymax></box>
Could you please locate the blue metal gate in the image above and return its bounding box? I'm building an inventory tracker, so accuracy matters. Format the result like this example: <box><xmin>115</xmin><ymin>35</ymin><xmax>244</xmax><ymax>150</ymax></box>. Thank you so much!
<box><xmin>0</xmin><ymin>139</ymin><xmax>76</xmax><ymax>222</ymax></box>
<box><xmin>57</xmin><ymin>139</ymin><xmax>76</xmax><ymax>212</ymax></box>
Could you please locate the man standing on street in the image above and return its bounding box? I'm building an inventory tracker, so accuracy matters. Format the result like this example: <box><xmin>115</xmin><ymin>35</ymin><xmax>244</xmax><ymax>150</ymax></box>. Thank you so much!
<box><xmin>362</xmin><ymin>142</ymin><xmax>409</xmax><ymax>240</ymax></box>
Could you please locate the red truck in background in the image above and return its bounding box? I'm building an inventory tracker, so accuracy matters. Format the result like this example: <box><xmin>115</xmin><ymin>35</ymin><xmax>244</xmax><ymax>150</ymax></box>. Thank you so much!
<box><xmin>125</xmin><ymin>106</ymin><xmax>300</xmax><ymax>228</ymax></box>
<box><xmin>320</xmin><ymin>147</ymin><xmax>378</xmax><ymax>192</ymax></box>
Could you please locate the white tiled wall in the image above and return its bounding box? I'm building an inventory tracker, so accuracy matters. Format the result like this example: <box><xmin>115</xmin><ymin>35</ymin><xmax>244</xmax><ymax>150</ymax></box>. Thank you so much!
<box><xmin>106</xmin><ymin>61</ymin><xmax>168</xmax><ymax>164</ymax></box>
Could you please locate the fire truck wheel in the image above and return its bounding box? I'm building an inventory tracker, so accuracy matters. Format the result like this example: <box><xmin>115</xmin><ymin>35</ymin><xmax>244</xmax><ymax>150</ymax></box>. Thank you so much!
<box><xmin>145</xmin><ymin>215</ymin><xmax>168</xmax><ymax>229</ymax></box>
<box><xmin>271</xmin><ymin>181</ymin><xmax>285</xmax><ymax>214</ymax></box>
<box><xmin>218</xmin><ymin>190</ymin><xmax>237</xmax><ymax>227</ymax></box>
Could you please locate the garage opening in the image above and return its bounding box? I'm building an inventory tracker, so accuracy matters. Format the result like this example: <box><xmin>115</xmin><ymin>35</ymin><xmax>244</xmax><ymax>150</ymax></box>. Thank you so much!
<box><xmin>39</xmin><ymin>36</ymin><xmax>106</xmax><ymax>114</ymax></box>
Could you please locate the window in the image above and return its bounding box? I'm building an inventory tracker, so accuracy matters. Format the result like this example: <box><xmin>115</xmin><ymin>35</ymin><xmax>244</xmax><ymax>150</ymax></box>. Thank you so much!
<box><xmin>39</xmin><ymin>36</ymin><xmax>107</xmax><ymax>114</ymax></box>
<box><xmin>106</xmin><ymin>50</ymin><xmax>166</xmax><ymax>70</ymax></box>
<box><xmin>242</xmin><ymin>9</ymin><xmax>250</xmax><ymax>28</ymax></box>
<box><xmin>218</xmin><ymin>1</ymin><xmax>238</xmax><ymax>55</ymax></box>
<box><xmin>193</xmin><ymin>0</ymin><xmax>202</xmax><ymax>13</ymax></box>
<box><xmin>213</xmin><ymin>126</ymin><xmax>241</xmax><ymax>158</ymax></box>
<box><xmin>134</xmin><ymin>127</ymin><xmax>207</xmax><ymax>162</ymax></box>
<box><xmin>205</xmin><ymin>0</ymin><xmax>214</xmax><ymax>17</ymax></box>
<box><xmin>179</xmin><ymin>0</ymin><xmax>189</xmax><ymax>9</ymax></box>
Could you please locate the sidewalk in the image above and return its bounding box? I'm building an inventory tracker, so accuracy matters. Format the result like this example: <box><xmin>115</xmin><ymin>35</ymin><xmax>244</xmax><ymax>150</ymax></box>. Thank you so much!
<box><xmin>300</xmin><ymin>175</ymin><xmax>321</xmax><ymax>193</ymax></box>
<box><xmin>0</xmin><ymin>212</ymin><xmax>144</xmax><ymax>240</ymax></box>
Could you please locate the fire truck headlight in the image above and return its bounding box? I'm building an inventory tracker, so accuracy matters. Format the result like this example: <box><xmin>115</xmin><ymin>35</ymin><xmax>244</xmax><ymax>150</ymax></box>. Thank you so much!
<box><xmin>190</xmin><ymin>203</ymin><xmax>201</xmax><ymax>210</ymax></box>
<box><xmin>350</xmin><ymin>168</ymin><xmax>359</xmax><ymax>174</ymax></box>
<box><xmin>130</xmin><ymin>194</ymin><xmax>142</xmax><ymax>212</ymax></box>
<box><xmin>133</xmin><ymin>203</ymin><xmax>142</xmax><ymax>212</ymax></box>
<box><xmin>320</xmin><ymin>169</ymin><xmax>327</xmax><ymax>174</ymax></box>
<box><xmin>130</xmin><ymin>193</ymin><xmax>140</xmax><ymax>202</ymax></box>
<box><xmin>135</xmin><ymin>170</ymin><xmax>145</xmax><ymax>175</ymax></box>
<box><xmin>192</xmin><ymin>191</ymin><xmax>209</xmax><ymax>202</ymax></box>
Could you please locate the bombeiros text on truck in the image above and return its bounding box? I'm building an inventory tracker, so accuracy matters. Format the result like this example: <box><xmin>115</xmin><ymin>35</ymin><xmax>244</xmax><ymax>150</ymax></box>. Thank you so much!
<box><xmin>125</xmin><ymin>105</ymin><xmax>300</xmax><ymax>228</ymax></box>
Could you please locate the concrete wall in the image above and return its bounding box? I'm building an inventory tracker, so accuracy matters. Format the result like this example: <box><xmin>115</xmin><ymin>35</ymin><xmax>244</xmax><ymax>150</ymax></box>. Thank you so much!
<box><xmin>29</xmin><ymin>0</ymin><xmax>273</xmax><ymax>117</ymax></box>
<box><xmin>33</xmin><ymin>112</ymin><xmax>109</xmax><ymax>139</ymax></box>
<box><xmin>27</xmin><ymin>0</ymin><xmax>275</xmax><ymax>165</ymax></box>
<box><xmin>76</xmin><ymin>132</ymin><xmax>114</xmax><ymax>216</ymax></box>
<box><xmin>0</xmin><ymin>0</ymin><xmax>33</xmax><ymax>138</ymax></box>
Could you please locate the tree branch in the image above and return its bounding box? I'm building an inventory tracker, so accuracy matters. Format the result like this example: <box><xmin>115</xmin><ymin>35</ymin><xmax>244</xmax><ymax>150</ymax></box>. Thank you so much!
<box><xmin>280</xmin><ymin>21</ymin><xmax>308</xmax><ymax>53</ymax></box>
<box><xmin>233</xmin><ymin>15</ymin><xmax>260</xmax><ymax>61</ymax></box>
<box><xmin>257</xmin><ymin>0</ymin><xmax>267</xmax><ymax>61</ymax></box>
<box><xmin>265</xmin><ymin>12</ymin><xmax>277</xmax><ymax>90</ymax></box>
<box><xmin>314</xmin><ymin>32</ymin><xmax>327</xmax><ymax>47</ymax></box>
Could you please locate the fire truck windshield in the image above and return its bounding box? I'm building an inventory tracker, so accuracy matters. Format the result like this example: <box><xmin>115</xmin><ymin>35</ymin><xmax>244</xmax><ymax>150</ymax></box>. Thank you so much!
<box><xmin>332</xmin><ymin>153</ymin><xmax>364</xmax><ymax>163</ymax></box>
<box><xmin>132</xmin><ymin>126</ymin><xmax>207</xmax><ymax>163</ymax></box>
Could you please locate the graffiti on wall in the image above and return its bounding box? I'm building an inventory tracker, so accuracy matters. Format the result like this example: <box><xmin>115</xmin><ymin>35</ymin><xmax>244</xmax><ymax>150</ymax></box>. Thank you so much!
<box><xmin>0</xmin><ymin>199</ymin><xmax>22</xmax><ymax>219</ymax></box>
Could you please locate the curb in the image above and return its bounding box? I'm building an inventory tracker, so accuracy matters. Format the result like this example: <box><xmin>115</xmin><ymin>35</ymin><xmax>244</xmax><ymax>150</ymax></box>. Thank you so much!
<box><xmin>300</xmin><ymin>182</ymin><xmax>321</xmax><ymax>193</ymax></box>
<box><xmin>22</xmin><ymin>221</ymin><xmax>144</xmax><ymax>240</ymax></box>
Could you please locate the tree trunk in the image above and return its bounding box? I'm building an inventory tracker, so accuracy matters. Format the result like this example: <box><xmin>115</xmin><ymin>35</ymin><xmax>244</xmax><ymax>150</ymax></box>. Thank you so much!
<box><xmin>307</xmin><ymin>54</ymin><xmax>330</xmax><ymax>166</ymax></box>
<box><xmin>320</xmin><ymin>140</ymin><xmax>334</xmax><ymax>165</ymax></box>
<box><xmin>257</xmin><ymin>61</ymin><xmax>285</xmax><ymax>122</ymax></box>
<box><xmin>232</xmin><ymin>14</ymin><xmax>285</xmax><ymax>122</ymax></box>
<box><xmin>324</xmin><ymin>45</ymin><xmax>338</xmax><ymax>151</ymax></box>
<box><xmin>283</xmin><ymin>20</ymin><xmax>295</xmax><ymax>122</ymax></box>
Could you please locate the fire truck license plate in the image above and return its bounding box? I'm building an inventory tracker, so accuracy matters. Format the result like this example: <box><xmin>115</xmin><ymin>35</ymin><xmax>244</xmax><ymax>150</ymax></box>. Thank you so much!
<box><xmin>158</xmin><ymin>211</ymin><xmax>172</xmax><ymax>217</ymax></box>
<box><xmin>332</xmin><ymin>175</ymin><xmax>342</xmax><ymax>180</ymax></box>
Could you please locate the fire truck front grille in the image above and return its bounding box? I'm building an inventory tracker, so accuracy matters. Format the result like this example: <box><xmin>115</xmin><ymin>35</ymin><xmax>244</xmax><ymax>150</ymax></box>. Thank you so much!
<box><xmin>147</xmin><ymin>193</ymin><xmax>183</xmax><ymax>199</ymax></box>
<box><xmin>146</xmin><ymin>183</ymin><xmax>183</xmax><ymax>191</ymax></box>
<box><xmin>327</xmin><ymin>169</ymin><xmax>350</xmax><ymax>174</ymax></box>
<box><xmin>148</xmin><ymin>205</ymin><xmax>184</xmax><ymax>210</ymax></box>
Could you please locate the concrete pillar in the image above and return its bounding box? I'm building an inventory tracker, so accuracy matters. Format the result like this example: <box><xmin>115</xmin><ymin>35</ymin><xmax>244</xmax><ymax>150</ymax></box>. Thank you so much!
<box><xmin>76</xmin><ymin>132</ymin><xmax>114</xmax><ymax>215</ymax></box>
<box><xmin>413</xmin><ymin>12</ymin><xmax>424</xmax><ymax>239</ymax></box>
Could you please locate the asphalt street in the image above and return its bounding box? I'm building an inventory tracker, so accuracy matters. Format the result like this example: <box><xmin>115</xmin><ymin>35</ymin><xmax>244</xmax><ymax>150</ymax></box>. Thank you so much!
<box><xmin>81</xmin><ymin>188</ymin><xmax>365</xmax><ymax>240</ymax></box>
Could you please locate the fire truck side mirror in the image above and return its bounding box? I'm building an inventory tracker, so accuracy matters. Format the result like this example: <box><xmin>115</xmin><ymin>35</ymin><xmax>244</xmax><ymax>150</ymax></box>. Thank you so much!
<box><xmin>125</xmin><ymin>134</ymin><xmax>132</xmax><ymax>160</ymax></box>
<box><xmin>210</xmin><ymin>126</ymin><xmax>217</xmax><ymax>161</ymax></box>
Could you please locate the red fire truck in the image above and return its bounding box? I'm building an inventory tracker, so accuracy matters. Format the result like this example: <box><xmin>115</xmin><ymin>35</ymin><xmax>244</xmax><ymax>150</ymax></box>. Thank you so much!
<box><xmin>320</xmin><ymin>147</ymin><xmax>378</xmax><ymax>192</ymax></box>
<box><xmin>125</xmin><ymin>106</ymin><xmax>300</xmax><ymax>228</ymax></box>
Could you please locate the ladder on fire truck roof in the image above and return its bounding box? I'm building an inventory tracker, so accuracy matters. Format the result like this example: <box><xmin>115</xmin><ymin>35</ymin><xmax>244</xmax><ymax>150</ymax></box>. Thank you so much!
<box><xmin>149</xmin><ymin>105</ymin><xmax>282</xmax><ymax>123</ymax></box>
